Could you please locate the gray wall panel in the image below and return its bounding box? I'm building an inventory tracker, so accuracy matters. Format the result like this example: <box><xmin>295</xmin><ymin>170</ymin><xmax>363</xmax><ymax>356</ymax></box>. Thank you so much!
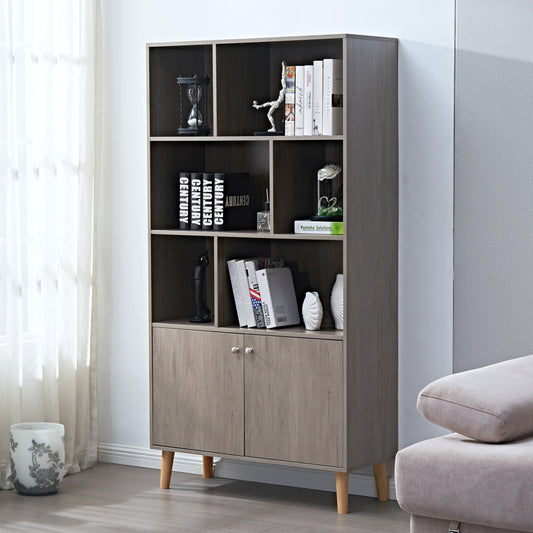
<box><xmin>455</xmin><ymin>0</ymin><xmax>533</xmax><ymax>371</ymax></box>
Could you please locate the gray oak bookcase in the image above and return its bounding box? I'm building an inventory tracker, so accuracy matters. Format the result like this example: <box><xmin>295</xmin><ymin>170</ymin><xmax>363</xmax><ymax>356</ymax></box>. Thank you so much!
<box><xmin>147</xmin><ymin>34</ymin><xmax>398</xmax><ymax>514</ymax></box>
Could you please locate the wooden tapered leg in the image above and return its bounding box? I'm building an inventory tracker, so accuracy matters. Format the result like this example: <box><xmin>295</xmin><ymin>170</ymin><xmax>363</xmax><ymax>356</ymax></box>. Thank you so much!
<box><xmin>203</xmin><ymin>456</ymin><xmax>214</xmax><ymax>478</ymax></box>
<box><xmin>335</xmin><ymin>472</ymin><xmax>349</xmax><ymax>514</ymax></box>
<box><xmin>373</xmin><ymin>462</ymin><xmax>389</xmax><ymax>502</ymax></box>
<box><xmin>160</xmin><ymin>450</ymin><xmax>175</xmax><ymax>489</ymax></box>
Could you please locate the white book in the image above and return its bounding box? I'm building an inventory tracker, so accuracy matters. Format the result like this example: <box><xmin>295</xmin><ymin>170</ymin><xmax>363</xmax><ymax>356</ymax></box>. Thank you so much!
<box><xmin>322</xmin><ymin>59</ymin><xmax>343</xmax><ymax>135</ymax></box>
<box><xmin>256</xmin><ymin>267</ymin><xmax>300</xmax><ymax>329</ymax></box>
<box><xmin>303</xmin><ymin>65</ymin><xmax>313</xmax><ymax>136</ymax></box>
<box><xmin>236</xmin><ymin>259</ymin><xmax>256</xmax><ymax>327</ymax></box>
<box><xmin>294</xmin><ymin>65</ymin><xmax>305</xmax><ymax>136</ymax></box>
<box><xmin>227</xmin><ymin>259</ymin><xmax>247</xmax><ymax>327</ymax></box>
<box><xmin>312</xmin><ymin>60</ymin><xmax>323</xmax><ymax>135</ymax></box>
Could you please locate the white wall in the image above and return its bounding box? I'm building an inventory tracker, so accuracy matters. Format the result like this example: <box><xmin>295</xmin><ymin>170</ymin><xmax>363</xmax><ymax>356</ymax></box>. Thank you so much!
<box><xmin>454</xmin><ymin>0</ymin><xmax>533</xmax><ymax>372</ymax></box>
<box><xmin>97</xmin><ymin>0</ymin><xmax>454</xmax><ymax>465</ymax></box>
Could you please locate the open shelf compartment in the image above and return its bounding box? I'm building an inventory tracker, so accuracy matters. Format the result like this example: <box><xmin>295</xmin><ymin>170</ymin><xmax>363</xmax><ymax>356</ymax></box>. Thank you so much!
<box><xmin>272</xmin><ymin>139</ymin><xmax>343</xmax><ymax>234</ymax></box>
<box><xmin>150</xmin><ymin>140</ymin><xmax>269</xmax><ymax>230</ymax></box>
<box><xmin>217</xmin><ymin>237</ymin><xmax>343</xmax><ymax>330</ymax></box>
<box><xmin>148</xmin><ymin>45</ymin><xmax>213</xmax><ymax>137</ymax></box>
<box><xmin>216</xmin><ymin>38</ymin><xmax>343</xmax><ymax>136</ymax></box>
<box><xmin>151</xmin><ymin>234</ymin><xmax>215</xmax><ymax>323</ymax></box>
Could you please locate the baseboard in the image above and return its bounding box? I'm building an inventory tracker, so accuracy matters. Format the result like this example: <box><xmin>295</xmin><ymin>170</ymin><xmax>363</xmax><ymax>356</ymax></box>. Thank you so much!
<box><xmin>97</xmin><ymin>442</ymin><xmax>203</xmax><ymax>474</ymax></box>
<box><xmin>98</xmin><ymin>442</ymin><xmax>396</xmax><ymax>500</ymax></box>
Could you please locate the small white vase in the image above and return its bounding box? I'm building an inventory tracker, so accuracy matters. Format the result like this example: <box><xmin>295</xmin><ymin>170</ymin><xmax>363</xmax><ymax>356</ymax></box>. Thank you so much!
<box><xmin>10</xmin><ymin>422</ymin><xmax>65</xmax><ymax>495</ymax></box>
<box><xmin>330</xmin><ymin>273</ymin><xmax>344</xmax><ymax>330</ymax></box>
<box><xmin>302</xmin><ymin>291</ymin><xmax>323</xmax><ymax>330</ymax></box>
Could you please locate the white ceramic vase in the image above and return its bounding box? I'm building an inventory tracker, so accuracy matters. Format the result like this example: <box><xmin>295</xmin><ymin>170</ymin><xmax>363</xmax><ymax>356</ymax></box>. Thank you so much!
<box><xmin>302</xmin><ymin>291</ymin><xmax>323</xmax><ymax>330</ymax></box>
<box><xmin>330</xmin><ymin>273</ymin><xmax>344</xmax><ymax>330</ymax></box>
<box><xmin>10</xmin><ymin>422</ymin><xmax>65</xmax><ymax>495</ymax></box>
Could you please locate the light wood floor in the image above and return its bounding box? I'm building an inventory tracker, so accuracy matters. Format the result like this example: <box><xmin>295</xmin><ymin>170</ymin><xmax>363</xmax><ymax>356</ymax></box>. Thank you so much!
<box><xmin>0</xmin><ymin>463</ymin><xmax>409</xmax><ymax>532</ymax></box>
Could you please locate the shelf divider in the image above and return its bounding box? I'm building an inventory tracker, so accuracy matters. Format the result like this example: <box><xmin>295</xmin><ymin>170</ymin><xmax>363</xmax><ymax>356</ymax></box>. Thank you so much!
<box><xmin>152</xmin><ymin>319</ymin><xmax>344</xmax><ymax>341</ymax></box>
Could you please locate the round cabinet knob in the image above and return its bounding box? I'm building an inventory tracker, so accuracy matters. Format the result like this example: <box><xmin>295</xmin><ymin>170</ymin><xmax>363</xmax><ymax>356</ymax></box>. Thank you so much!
<box><xmin>231</xmin><ymin>347</ymin><xmax>240</xmax><ymax>354</ymax></box>
<box><xmin>245</xmin><ymin>347</ymin><xmax>254</xmax><ymax>354</ymax></box>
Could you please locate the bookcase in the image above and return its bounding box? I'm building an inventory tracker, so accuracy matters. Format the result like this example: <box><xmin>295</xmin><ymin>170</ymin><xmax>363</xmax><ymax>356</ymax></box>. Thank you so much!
<box><xmin>147</xmin><ymin>34</ymin><xmax>398</xmax><ymax>514</ymax></box>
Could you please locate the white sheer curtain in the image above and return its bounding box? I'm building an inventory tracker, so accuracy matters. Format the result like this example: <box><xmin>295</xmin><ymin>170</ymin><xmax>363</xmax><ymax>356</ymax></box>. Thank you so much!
<box><xmin>0</xmin><ymin>0</ymin><xmax>101</xmax><ymax>488</ymax></box>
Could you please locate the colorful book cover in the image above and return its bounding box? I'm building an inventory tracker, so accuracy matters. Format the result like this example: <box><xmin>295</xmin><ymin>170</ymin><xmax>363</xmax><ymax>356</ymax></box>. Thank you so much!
<box><xmin>284</xmin><ymin>65</ymin><xmax>296</xmax><ymax>136</ymax></box>
<box><xmin>245</xmin><ymin>259</ymin><xmax>267</xmax><ymax>329</ymax></box>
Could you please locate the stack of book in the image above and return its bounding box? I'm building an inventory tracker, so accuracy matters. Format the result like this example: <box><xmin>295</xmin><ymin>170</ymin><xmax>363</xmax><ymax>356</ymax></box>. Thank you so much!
<box><xmin>227</xmin><ymin>258</ymin><xmax>300</xmax><ymax>329</ymax></box>
<box><xmin>178</xmin><ymin>172</ymin><xmax>255</xmax><ymax>231</ymax></box>
<box><xmin>284</xmin><ymin>58</ymin><xmax>342</xmax><ymax>137</ymax></box>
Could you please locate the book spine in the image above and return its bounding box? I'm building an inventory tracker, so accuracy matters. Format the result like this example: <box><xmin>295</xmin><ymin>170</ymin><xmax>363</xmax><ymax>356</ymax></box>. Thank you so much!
<box><xmin>227</xmin><ymin>260</ymin><xmax>247</xmax><ymax>327</ymax></box>
<box><xmin>202</xmin><ymin>172</ymin><xmax>214</xmax><ymax>231</ymax></box>
<box><xmin>322</xmin><ymin>59</ymin><xmax>343</xmax><ymax>136</ymax></box>
<box><xmin>213</xmin><ymin>172</ymin><xmax>225</xmax><ymax>231</ymax></box>
<box><xmin>294</xmin><ymin>220</ymin><xmax>343</xmax><ymax>235</ymax></box>
<box><xmin>245</xmin><ymin>259</ymin><xmax>266</xmax><ymax>328</ymax></box>
<box><xmin>312</xmin><ymin>60</ymin><xmax>323</xmax><ymax>135</ymax></box>
<box><xmin>294</xmin><ymin>65</ymin><xmax>305</xmax><ymax>136</ymax></box>
<box><xmin>284</xmin><ymin>65</ymin><xmax>296</xmax><ymax>136</ymax></box>
<box><xmin>178</xmin><ymin>172</ymin><xmax>190</xmax><ymax>229</ymax></box>
<box><xmin>236</xmin><ymin>259</ymin><xmax>256</xmax><ymax>327</ymax></box>
<box><xmin>303</xmin><ymin>65</ymin><xmax>313</xmax><ymax>136</ymax></box>
<box><xmin>256</xmin><ymin>269</ymin><xmax>276</xmax><ymax>328</ymax></box>
<box><xmin>190</xmin><ymin>172</ymin><xmax>203</xmax><ymax>230</ymax></box>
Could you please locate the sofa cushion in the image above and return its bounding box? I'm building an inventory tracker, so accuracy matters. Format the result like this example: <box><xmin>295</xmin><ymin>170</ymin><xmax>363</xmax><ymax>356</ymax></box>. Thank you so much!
<box><xmin>417</xmin><ymin>354</ymin><xmax>533</xmax><ymax>443</ymax></box>
<box><xmin>395</xmin><ymin>433</ymin><xmax>533</xmax><ymax>532</ymax></box>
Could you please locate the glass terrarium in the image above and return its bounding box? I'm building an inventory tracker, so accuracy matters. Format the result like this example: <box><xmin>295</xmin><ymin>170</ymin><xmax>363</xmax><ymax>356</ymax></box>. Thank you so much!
<box><xmin>311</xmin><ymin>164</ymin><xmax>343</xmax><ymax>221</ymax></box>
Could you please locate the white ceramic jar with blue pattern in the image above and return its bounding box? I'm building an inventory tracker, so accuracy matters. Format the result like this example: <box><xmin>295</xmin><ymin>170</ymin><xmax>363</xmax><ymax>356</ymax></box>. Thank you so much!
<box><xmin>10</xmin><ymin>422</ymin><xmax>65</xmax><ymax>495</ymax></box>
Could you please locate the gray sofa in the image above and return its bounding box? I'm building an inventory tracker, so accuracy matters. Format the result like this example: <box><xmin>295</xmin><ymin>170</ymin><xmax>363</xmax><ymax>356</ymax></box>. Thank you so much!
<box><xmin>395</xmin><ymin>355</ymin><xmax>533</xmax><ymax>533</ymax></box>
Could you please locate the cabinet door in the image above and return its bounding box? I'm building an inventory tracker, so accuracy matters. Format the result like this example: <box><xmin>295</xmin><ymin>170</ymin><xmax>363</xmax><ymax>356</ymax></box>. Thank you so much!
<box><xmin>244</xmin><ymin>336</ymin><xmax>343</xmax><ymax>467</ymax></box>
<box><xmin>152</xmin><ymin>328</ymin><xmax>244</xmax><ymax>455</ymax></box>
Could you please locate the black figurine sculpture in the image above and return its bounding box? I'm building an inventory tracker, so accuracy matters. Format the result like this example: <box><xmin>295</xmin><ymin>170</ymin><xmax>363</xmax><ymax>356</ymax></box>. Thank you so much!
<box><xmin>190</xmin><ymin>250</ymin><xmax>211</xmax><ymax>323</ymax></box>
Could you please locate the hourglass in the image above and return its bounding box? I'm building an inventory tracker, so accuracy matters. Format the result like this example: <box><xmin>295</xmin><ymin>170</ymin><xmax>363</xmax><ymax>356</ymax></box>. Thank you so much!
<box><xmin>177</xmin><ymin>75</ymin><xmax>211</xmax><ymax>136</ymax></box>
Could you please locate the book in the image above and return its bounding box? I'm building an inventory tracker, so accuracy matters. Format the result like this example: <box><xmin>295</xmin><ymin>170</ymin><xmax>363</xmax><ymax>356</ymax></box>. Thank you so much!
<box><xmin>190</xmin><ymin>172</ymin><xmax>203</xmax><ymax>230</ymax></box>
<box><xmin>178</xmin><ymin>172</ymin><xmax>190</xmax><ymax>229</ymax></box>
<box><xmin>312</xmin><ymin>60</ymin><xmax>323</xmax><ymax>135</ymax></box>
<box><xmin>284</xmin><ymin>65</ymin><xmax>296</xmax><ymax>136</ymax></box>
<box><xmin>322</xmin><ymin>59</ymin><xmax>343</xmax><ymax>135</ymax></box>
<box><xmin>235</xmin><ymin>259</ymin><xmax>256</xmax><ymax>327</ymax></box>
<box><xmin>243</xmin><ymin>258</ymin><xmax>284</xmax><ymax>329</ymax></box>
<box><xmin>294</xmin><ymin>65</ymin><xmax>305</xmax><ymax>136</ymax></box>
<box><xmin>227</xmin><ymin>259</ymin><xmax>247</xmax><ymax>327</ymax></box>
<box><xmin>202</xmin><ymin>172</ymin><xmax>214</xmax><ymax>230</ymax></box>
<box><xmin>256</xmin><ymin>267</ymin><xmax>300</xmax><ymax>329</ymax></box>
<box><xmin>245</xmin><ymin>259</ymin><xmax>266</xmax><ymax>328</ymax></box>
<box><xmin>294</xmin><ymin>219</ymin><xmax>344</xmax><ymax>235</ymax></box>
<box><xmin>213</xmin><ymin>173</ymin><xmax>224</xmax><ymax>230</ymax></box>
<box><xmin>303</xmin><ymin>65</ymin><xmax>313</xmax><ymax>136</ymax></box>
<box><xmin>213</xmin><ymin>172</ymin><xmax>254</xmax><ymax>231</ymax></box>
